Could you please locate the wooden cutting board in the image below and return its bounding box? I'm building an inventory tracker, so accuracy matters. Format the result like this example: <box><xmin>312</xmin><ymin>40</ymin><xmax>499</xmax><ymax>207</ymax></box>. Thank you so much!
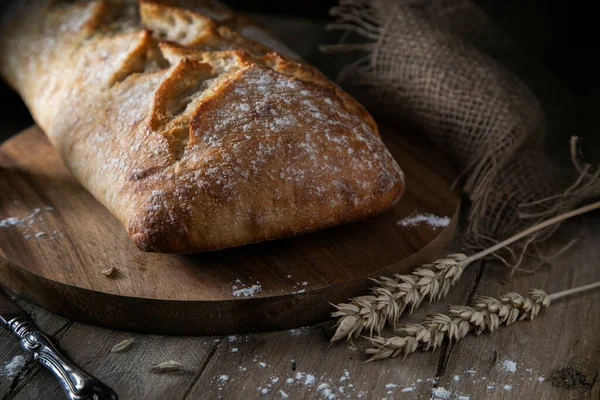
<box><xmin>0</xmin><ymin>124</ymin><xmax>460</xmax><ymax>335</ymax></box>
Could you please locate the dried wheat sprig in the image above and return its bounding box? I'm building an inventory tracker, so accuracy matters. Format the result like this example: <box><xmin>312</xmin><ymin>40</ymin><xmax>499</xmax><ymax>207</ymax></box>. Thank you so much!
<box><xmin>365</xmin><ymin>282</ymin><xmax>600</xmax><ymax>362</ymax></box>
<box><xmin>331</xmin><ymin>200</ymin><xmax>600</xmax><ymax>342</ymax></box>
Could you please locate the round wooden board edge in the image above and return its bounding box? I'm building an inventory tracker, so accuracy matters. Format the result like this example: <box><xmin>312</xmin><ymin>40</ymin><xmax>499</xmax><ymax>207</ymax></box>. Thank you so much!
<box><xmin>0</xmin><ymin>203</ymin><xmax>459</xmax><ymax>336</ymax></box>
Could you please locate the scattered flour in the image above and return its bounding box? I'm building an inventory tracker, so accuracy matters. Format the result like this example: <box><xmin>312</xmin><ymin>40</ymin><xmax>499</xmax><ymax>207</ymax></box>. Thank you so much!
<box><xmin>3</xmin><ymin>355</ymin><xmax>26</xmax><ymax>377</ymax></box>
<box><xmin>397</xmin><ymin>213</ymin><xmax>450</xmax><ymax>229</ymax></box>
<box><xmin>287</xmin><ymin>327</ymin><xmax>311</xmax><ymax>336</ymax></box>
<box><xmin>453</xmin><ymin>375</ymin><xmax>461</xmax><ymax>382</ymax></box>
<box><xmin>401</xmin><ymin>387</ymin><xmax>415</xmax><ymax>392</ymax></box>
<box><xmin>503</xmin><ymin>385</ymin><xmax>513</xmax><ymax>391</ymax></box>
<box><xmin>317</xmin><ymin>383</ymin><xmax>335</xmax><ymax>400</ymax></box>
<box><xmin>259</xmin><ymin>362</ymin><xmax>267</xmax><ymax>368</ymax></box>
<box><xmin>0</xmin><ymin>217</ymin><xmax>23</xmax><ymax>228</ymax></box>
<box><xmin>219</xmin><ymin>375</ymin><xmax>229</xmax><ymax>382</ymax></box>
<box><xmin>385</xmin><ymin>384</ymin><xmax>397</xmax><ymax>389</ymax></box>
<box><xmin>0</xmin><ymin>207</ymin><xmax>56</xmax><ymax>240</ymax></box>
<box><xmin>538</xmin><ymin>377</ymin><xmax>545</xmax><ymax>382</ymax></box>
<box><xmin>231</xmin><ymin>348</ymin><xmax>238</xmax><ymax>353</ymax></box>
<box><xmin>304</xmin><ymin>374</ymin><xmax>316</xmax><ymax>386</ymax></box>
<box><xmin>232</xmin><ymin>284</ymin><xmax>262</xmax><ymax>298</ymax></box>
<box><xmin>502</xmin><ymin>359</ymin><xmax>517</xmax><ymax>373</ymax></box>
<box><xmin>279</xmin><ymin>390</ymin><xmax>289</xmax><ymax>398</ymax></box>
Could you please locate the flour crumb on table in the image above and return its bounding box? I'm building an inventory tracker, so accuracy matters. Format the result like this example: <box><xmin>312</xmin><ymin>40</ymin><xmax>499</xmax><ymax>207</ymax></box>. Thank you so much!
<box><xmin>3</xmin><ymin>355</ymin><xmax>26</xmax><ymax>377</ymax></box>
<box><xmin>503</xmin><ymin>384</ymin><xmax>513</xmax><ymax>391</ymax></box>
<box><xmin>397</xmin><ymin>213</ymin><xmax>450</xmax><ymax>229</ymax></box>
<box><xmin>431</xmin><ymin>387</ymin><xmax>452</xmax><ymax>399</ymax></box>
<box><xmin>502</xmin><ymin>359</ymin><xmax>517</xmax><ymax>373</ymax></box>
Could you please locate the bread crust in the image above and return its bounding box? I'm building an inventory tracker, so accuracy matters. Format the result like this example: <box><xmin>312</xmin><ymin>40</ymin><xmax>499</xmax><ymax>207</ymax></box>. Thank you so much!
<box><xmin>0</xmin><ymin>0</ymin><xmax>405</xmax><ymax>253</ymax></box>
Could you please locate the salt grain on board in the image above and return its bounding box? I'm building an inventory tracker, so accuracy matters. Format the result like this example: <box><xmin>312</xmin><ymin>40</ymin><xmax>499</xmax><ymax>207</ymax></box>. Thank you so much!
<box><xmin>397</xmin><ymin>213</ymin><xmax>450</xmax><ymax>229</ymax></box>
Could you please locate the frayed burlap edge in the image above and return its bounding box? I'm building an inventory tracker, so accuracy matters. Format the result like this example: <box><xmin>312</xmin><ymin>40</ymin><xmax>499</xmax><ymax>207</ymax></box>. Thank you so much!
<box><xmin>321</xmin><ymin>0</ymin><xmax>600</xmax><ymax>270</ymax></box>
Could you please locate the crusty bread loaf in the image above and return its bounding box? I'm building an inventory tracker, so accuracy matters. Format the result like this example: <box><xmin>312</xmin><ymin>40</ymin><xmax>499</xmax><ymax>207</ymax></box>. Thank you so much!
<box><xmin>0</xmin><ymin>0</ymin><xmax>405</xmax><ymax>253</ymax></box>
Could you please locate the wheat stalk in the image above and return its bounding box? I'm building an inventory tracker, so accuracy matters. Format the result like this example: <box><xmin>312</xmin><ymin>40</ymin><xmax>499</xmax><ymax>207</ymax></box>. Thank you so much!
<box><xmin>331</xmin><ymin>200</ymin><xmax>600</xmax><ymax>342</ymax></box>
<box><xmin>365</xmin><ymin>282</ymin><xmax>600</xmax><ymax>362</ymax></box>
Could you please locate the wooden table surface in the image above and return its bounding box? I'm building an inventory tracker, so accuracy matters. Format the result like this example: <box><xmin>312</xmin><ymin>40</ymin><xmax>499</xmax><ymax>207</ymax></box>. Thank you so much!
<box><xmin>2</xmin><ymin>207</ymin><xmax>600</xmax><ymax>400</ymax></box>
<box><xmin>1</xmin><ymin>12</ymin><xmax>600</xmax><ymax>400</ymax></box>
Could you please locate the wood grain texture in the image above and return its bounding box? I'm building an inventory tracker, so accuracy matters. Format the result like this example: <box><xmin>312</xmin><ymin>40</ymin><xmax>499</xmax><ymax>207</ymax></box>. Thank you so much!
<box><xmin>2</xmin><ymin>209</ymin><xmax>599</xmax><ymax>400</ymax></box>
<box><xmin>433</xmin><ymin>217</ymin><xmax>600</xmax><ymax>400</ymax></box>
<box><xmin>0</xmin><ymin>124</ymin><xmax>460</xmax><ymax>335</ymax></box>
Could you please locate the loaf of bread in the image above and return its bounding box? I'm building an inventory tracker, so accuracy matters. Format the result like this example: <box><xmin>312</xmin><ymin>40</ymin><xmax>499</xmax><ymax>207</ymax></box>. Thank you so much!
<box><xmin>0</xmin><ymin>0</ymin><xmax>404</xmax><ymax>253</ymax></box>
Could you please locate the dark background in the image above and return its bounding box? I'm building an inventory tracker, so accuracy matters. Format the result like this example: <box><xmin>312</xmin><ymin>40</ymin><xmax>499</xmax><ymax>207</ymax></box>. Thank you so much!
<box><xmin>0</xmin><ymin>0</ymin><xmax>598</xmax><ymax>140</ymax></box>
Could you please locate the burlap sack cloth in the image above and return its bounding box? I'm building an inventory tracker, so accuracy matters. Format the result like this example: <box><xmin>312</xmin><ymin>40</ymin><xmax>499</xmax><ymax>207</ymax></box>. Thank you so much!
<box><xmin>321</xmin><ymin>0</ymin><xmax>600</xmax><ymax>265</ymax></box>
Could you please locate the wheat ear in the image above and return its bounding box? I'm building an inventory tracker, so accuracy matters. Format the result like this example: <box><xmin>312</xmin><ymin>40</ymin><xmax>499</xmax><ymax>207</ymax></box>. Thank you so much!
<box><xmin>331</xmin><ymin>200</ymin><xmax>600</xmax><ymax>342</ymax></box>
<box><xmin>365</xmin><ymin>281</ymin><xmax>600</xmax><ymax>362</ymax></box>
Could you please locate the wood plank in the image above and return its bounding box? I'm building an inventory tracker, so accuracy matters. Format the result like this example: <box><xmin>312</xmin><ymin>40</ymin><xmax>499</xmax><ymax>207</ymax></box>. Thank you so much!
<box><xmin>433</xmin><ymin>215</ymin><xmax>600</xmax><ymax>400</ymax></box>
<box><xmin>0</xmin><ymin>301</ymin><xmax>70</xmax><ymax>399</ymax></box>
<box><xmin>6</xmin><ymin>322</ymin><xmax>218</xmax><ymax>400</ymax></box>
<box><xmin>4</xmin><ymin>217</ymin><xmax>599</xmax><ymax>399</ymax></box>
<box><xmin>183</xmin><ymin>261</ymin><xmax>482</xmax><ymax>399</ymax></box>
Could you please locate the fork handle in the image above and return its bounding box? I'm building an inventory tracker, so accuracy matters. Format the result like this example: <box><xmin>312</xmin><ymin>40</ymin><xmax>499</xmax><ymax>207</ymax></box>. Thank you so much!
<box><xmin>8</xmin><ymin>317</ymin><xmax>118</xmax><ymax>400</ymax></box>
